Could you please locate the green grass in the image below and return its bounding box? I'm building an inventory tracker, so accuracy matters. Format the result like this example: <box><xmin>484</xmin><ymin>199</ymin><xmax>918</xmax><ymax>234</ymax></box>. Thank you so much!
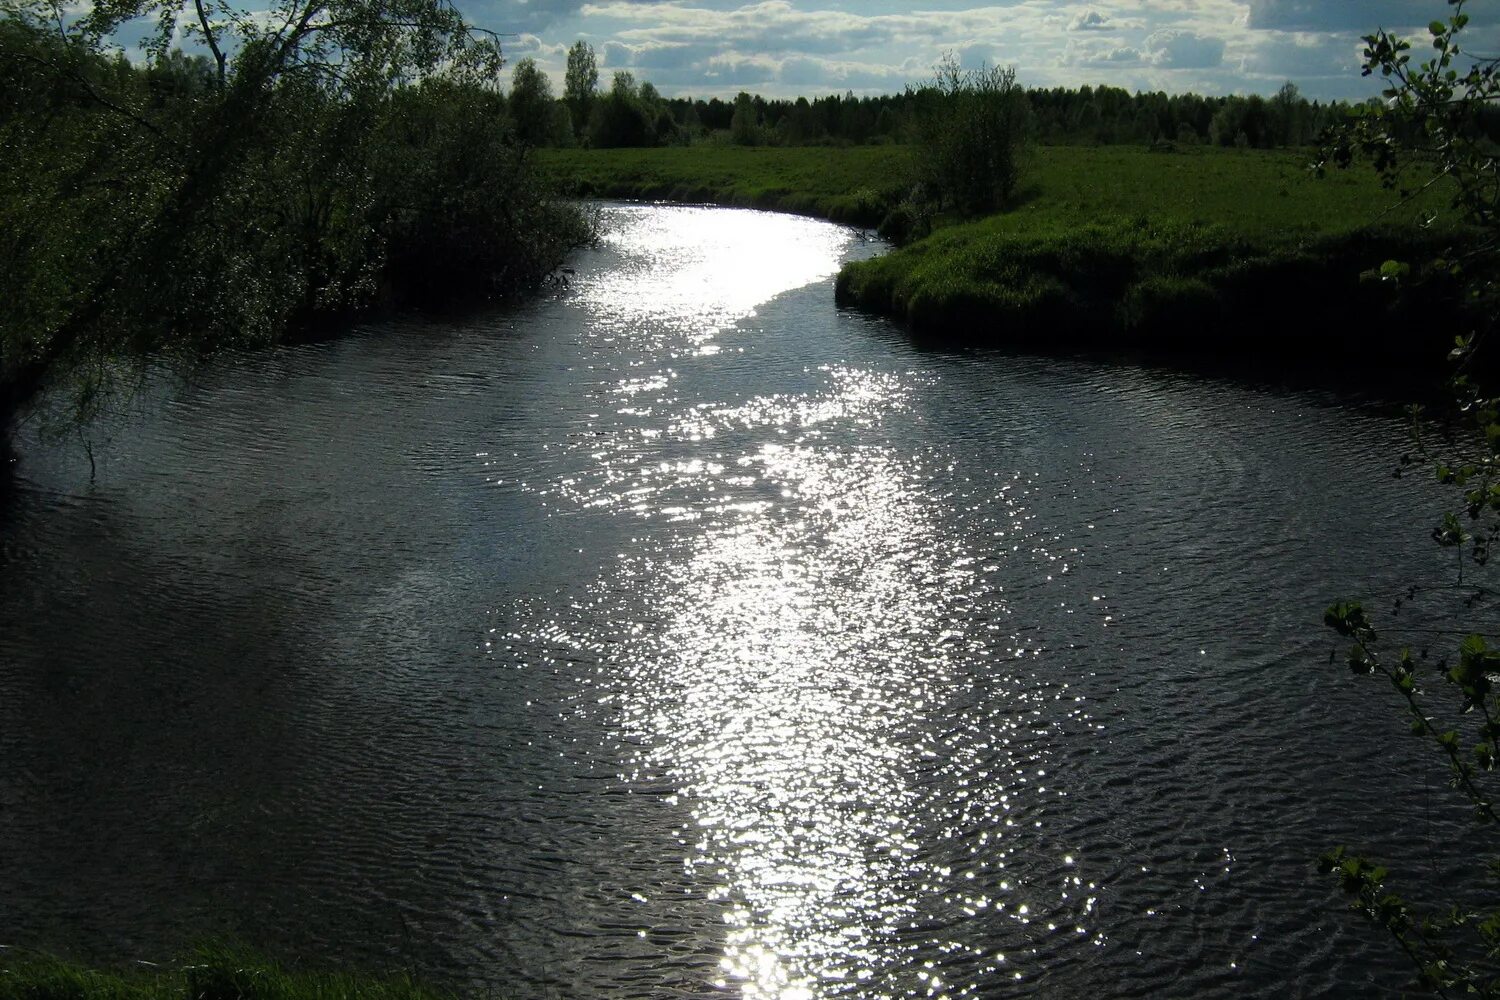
<box><xmin>1007</xmin><ymin>145</ymin><xmax>1449</xmax><ymax>235</ymax></box>
<box><xmin>540</xmin><ymin>143</ymin><xmax>1450</xmax><ymax>234</ymax></box>
<box><xmin>0</xmin><ymin>948</ymin><xmax>456</xmax><ymax>1000</ymax></box>
<box><xmin>835</xmin><ymin>213</ymin><xmax>1467</xmax><ymax>360</ymax></box>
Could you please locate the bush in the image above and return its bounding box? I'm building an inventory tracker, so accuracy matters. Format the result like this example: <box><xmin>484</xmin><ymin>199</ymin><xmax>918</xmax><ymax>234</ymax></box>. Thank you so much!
<box><xmin>371</xmin><ymin>81</ymin><xmax>594</xmax><ymax>306</ymax></box>
<box><xmin>836</xmin><ymin>212</ymin><xmax>1475</xmax><ymax>358</ymax></box>
<box><xmin>0</xmin><ymin>947</ymin><xmax>452</xmax><ymax>1000</ymax></box>
<box><xmin>909</xmin><ymin>57</ymin><xmax>1032</xmax><ymax>217</ymax></box>
<box><xmin>877</xmin><ymin>203</ymin><xmax>930</xmax><ymax>246</ymax></box>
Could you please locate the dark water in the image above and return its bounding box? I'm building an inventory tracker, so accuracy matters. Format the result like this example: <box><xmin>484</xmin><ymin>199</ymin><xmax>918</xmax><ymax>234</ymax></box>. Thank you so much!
<box><xmin>0</xmin><ymin>204</ymin><xmax>1477</xmax><ymax>997</ymax></box>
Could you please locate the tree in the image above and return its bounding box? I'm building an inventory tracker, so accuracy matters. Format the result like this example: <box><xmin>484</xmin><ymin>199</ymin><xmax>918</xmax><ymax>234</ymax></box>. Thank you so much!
<box><xmin>509</xmin><ymin>57</ymin><xmax>557</xmax><ymax>147</ymax></box>
<box><xmin>729</xmin><ymin>90</ymin><xmax>759</xmax><ymax>145</ymax></box>
<box><xmin>1320</xmin><ymin>2</ymin><xmax>1500</xmax><ymax>993</ymax></box>
<box><xmin>638</xmin><ymin>81</ymin><xmax>676</xmax><ymax>143</ymax></box>
<box><xmin>587</xmin><ymin>71</ymin><xmax>655</xmax><ymax>147</ymax></box>
<box><xmin>909</xmin><ymin>56</ymin><xmax>1032</xmax><ymax>216</ymax></box>
<box><xmin>0</xmin><ymin>0</ymin><xmax>587</xmax><ymax>434</ymax></box>
<box><xmin>1271</xmin><ymin>80</ymin><xmax>1304</xmax><ymax>146</ymax></box>
<box><xmin>563</xmin><ymin>40</ymin><xmax>597</xmax><ymax>141</ymax></box>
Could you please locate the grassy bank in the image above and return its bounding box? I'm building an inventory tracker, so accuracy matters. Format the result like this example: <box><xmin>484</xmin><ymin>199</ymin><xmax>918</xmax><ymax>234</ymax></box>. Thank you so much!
<box><xmin>0</xmin><ymin>949</ymin><xmax>454</xmax><ymax>1000</ymax></box>
<box><xmin>834</xmin><ymin>213</ymin><xmax>1467</xmax><ymax>362</ymax></box>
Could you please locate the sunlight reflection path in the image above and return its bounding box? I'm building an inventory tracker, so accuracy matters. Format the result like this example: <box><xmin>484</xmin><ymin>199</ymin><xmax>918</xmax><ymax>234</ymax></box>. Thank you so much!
<box><xmin>651</xmin><ymin>443</ymin><xmax>956</xmax><ymax>998</ymax></box>
<box><xmin>514</xmin><ymin>206</ymin><xmax>1088</xmax><ymax>997</ymax></box>
<box><xmin>575</xmin><ymin>205</ymin><xmax>847</xmax><ymax>355</ymax></box>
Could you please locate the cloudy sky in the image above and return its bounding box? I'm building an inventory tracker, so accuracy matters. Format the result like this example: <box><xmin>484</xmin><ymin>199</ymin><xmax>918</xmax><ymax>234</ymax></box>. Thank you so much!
<box><xmin>475</xmin><ymin>0</ymin><xmax>1497</xmax><ymax>100</ymax></box>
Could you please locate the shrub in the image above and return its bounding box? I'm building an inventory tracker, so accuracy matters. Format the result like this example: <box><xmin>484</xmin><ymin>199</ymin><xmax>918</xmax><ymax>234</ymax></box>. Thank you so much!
<box><xmin>909</xmin><ymin>56</ymin><xmax>1032</xmax><ymax>217</ymax></box>
<box><xmin>877</xmin><ymin>203</ymin><xmax>930</xmax><ymax>246</ymax></box>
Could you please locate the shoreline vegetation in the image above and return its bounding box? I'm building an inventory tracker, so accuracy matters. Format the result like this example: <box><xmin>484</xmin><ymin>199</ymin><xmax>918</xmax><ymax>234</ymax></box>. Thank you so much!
<box><xmin>0</xmin><ymin>4</ymin><xmax>594</xmax><ymax>438</ymax></box>
<box><xmin>542</xmin><ymin>143</ymin><xmax>1475</xmax><ymax>368</ymax></box>
<box><xmin>0</xmin><ymin>949</ymin><xmax>456</xmax><ymax>1000</ymax></box>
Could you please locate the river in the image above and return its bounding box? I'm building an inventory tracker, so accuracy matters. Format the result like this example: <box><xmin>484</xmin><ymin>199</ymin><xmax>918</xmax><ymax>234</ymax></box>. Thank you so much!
<box><xmin>0</xmin><ymin>204</ymin><xmax>1476</xmax><ymax>997</ymax></box>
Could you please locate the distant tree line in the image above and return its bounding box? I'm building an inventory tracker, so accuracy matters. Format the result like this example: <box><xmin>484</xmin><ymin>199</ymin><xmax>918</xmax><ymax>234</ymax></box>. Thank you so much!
<box><xmin>511</xmin><ymin>44</ymin><xmax>1380</xmax><ymax>151</ymax></box>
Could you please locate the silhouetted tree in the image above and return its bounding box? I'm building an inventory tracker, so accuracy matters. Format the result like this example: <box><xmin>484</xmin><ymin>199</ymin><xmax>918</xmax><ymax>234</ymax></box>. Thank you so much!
<box><xmin>730</xmin><ymin>91</ymin><xmax>759</xmax><ymax>145</ymax></box>
<box><xmin>564</xmin><ymin>40</ymin><xmax>597</xmax><ymax>141</ymax></box>
<box><xmin>509</xmin><ymin>58</ymin><xmax>557</xmax><ymax>147</ymax></box>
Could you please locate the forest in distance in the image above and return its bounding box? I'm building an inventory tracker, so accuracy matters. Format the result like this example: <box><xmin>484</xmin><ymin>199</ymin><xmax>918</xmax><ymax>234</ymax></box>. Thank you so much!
<box><xmin>8</xmin><ymin>0</ymin><xmax>1500</xmax><ymax>995</ymax></box>
<box><xmin>512</xmin><ymin>40</ymin><xmax>1368</xmax><ymax>152</ymax></box>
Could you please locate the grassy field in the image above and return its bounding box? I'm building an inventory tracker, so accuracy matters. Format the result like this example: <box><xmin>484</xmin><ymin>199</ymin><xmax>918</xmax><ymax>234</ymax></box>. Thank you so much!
<box><xmin>540</xmin><ymin>144</ymin><xmax>1450</xmax><ymax>234</ymax></box>
<box><xmin>0</xmin><ymin>949</ymin><xmax>456</xmax><ymax>1000</ymax></box>
<box><xmin>543</xmin><ymin>143</ymin><xmax>1469</xmax><ymax>362</ymax></box>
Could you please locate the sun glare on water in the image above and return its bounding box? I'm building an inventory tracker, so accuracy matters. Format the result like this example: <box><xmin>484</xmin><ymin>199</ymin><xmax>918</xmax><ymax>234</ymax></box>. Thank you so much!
<box><xmin>508</xmin><ymin>205</ymin><xmax>1074</xmax><ymax>997</ymax></box>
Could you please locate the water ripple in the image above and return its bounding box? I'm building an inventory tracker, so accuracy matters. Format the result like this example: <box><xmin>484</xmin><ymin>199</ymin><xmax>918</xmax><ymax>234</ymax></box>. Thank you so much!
<box><xmin>0</xmin><ymin>204</ymin><xmax>1476</xmax><ymax>999</ymax></box>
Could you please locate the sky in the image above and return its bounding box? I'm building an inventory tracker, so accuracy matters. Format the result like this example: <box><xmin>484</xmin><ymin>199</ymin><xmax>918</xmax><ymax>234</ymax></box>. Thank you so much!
<box><xmin>473</xmin><ymin>0</ymin><xmax>1499</xmax><ymax>101</ymax></box>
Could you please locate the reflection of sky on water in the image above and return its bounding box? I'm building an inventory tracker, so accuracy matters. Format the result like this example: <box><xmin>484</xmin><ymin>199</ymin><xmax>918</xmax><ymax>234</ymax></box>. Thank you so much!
<box><xmin>533</xmin><ymin>205</ymin><xmax>1093</xmax><ymax>997</ymax></box>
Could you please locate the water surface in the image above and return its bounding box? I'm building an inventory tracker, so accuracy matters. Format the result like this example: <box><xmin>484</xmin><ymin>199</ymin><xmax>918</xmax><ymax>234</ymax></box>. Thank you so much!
<box><xmin>0</xmin><ymin>204</ymin><xmax>1473</xmax><ymax>997</ymax></box>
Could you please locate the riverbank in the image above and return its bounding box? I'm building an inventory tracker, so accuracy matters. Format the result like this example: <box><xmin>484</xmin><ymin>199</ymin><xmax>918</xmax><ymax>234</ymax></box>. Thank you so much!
<box><xmin>542</xmin><ymin>145</ymin><xmax>1471</xmax><ymax>365</ymax></box>
<box><xmin>0</xmin><ymin>949</ymin><xmax>456</xmax><ymax>1000</ymax></box>
<box><xmin>834</xmin><ymin>213</ymin><xmax>1467</xmax><ymax>363</ymax></box>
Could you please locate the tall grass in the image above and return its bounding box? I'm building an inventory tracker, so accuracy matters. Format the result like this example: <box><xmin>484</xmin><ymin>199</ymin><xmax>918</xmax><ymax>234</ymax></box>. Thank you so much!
<box><xmin>835</xmin><ymin>213</ymin><xmax>1467</xmax><ymax>362</ymax></box>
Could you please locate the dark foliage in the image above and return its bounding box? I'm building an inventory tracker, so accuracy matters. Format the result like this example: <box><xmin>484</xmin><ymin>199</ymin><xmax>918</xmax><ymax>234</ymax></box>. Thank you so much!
<box><xmin>0</xmin><ymin>0</ymin><xmax>591</xmax><ymax>432</ymax></box>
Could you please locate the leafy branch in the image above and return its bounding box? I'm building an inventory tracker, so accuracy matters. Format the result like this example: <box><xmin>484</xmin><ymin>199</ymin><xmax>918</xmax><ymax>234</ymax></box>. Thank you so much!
<box><xmin>1319</xmin><ymin>2</ymin><xmax>1500</xmax><ymax>993</ymax></box>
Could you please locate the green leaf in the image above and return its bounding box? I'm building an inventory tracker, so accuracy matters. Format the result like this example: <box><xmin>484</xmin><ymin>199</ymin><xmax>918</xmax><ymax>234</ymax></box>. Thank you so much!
<box><xmin>1325</xmin><ymin>601</ymin><xmax>1370</xmax><ymax>636</ymax></box>
<box><xmin>1378</xmin><ymin>259</ymin><xmax>1411</xmax><ymax>283</ymax></box>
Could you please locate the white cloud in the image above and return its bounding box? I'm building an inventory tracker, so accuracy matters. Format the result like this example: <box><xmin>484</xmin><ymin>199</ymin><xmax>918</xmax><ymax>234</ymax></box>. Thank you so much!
<box><xmin>1237</xmin><ymin>31</ymin><xmax>1363</xmax><ymax>80</ymax></box>
<box><xmin>779</xmin><ymin>54</ymin><xmax>908</xmax><ymax>89</ymax></box>
<box><xmin>1143</xmin><ymin>29</ymin><xmax>1226</xmax><ymax>69</ymax></box>
<box><xmin>702</xmin><ymin>50</ymin><xmax>780</xmax><ymax>83</ymax></box>
<box><xmin>481</xmin><ymin>0</ymin><xmax>1464</xmax><ymax>97</ymax></box>
<box><xmin>1069</xmin><ymin>10</ymin><xmax>1112</xmax><ymax>32</ymax></box>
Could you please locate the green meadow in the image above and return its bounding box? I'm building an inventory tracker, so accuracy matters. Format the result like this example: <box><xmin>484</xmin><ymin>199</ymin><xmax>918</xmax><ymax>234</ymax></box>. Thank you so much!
<box><xmin>543</xmin><ymin>144</ymin><xmax>1467</xmax><ymax>362</ymax></box>
<box><xmin>540</xmin><ymin>143</ymin><xmax>1450</xmax><ymax>233</ymax></box>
